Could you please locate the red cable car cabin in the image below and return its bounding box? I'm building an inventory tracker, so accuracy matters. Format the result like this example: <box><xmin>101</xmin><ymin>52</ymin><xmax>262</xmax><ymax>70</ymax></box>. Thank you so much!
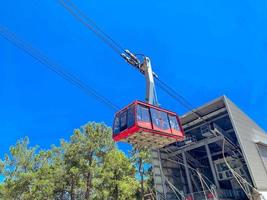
<box><xmin>112</xmin><ymin>101</ymin><xmax>185</xmax><ymax>148</ymax></box>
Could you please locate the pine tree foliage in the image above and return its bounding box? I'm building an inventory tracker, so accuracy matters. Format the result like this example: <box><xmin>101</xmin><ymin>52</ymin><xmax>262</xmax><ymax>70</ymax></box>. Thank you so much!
<box><xmin>130</xmin><ymin>146</ymin><xmax>154</xmax><ymax>199</ymax></box>
<box><xmin>0</xmin><ymin>122</ymin><xmax>151</xmax><ymax>200</ymax></box>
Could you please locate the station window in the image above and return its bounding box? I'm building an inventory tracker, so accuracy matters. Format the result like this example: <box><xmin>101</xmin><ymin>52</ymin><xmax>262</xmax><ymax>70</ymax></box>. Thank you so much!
<box><xmin>218</xmin><ymin>173</ymin><xmax>223</xmax><ymax>180</ymax></box>
<box><xmin>216</xmin><ymin>163</ymin><xmax>223</xmax><ymax>172</ymax></box>
<box><xmin>226</xmin><ymin>171</ymin><xmax>232</xmax><ymax>178</ymax></box>
<box><xmin>257</xmin><ymin>144</ymin><xmax>267</xmax><ymax>170</ymax></box>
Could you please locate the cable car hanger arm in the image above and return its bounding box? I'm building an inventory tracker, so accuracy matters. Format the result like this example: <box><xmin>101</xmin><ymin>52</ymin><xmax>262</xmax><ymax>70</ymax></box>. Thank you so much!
<box><xmin>121</xmin><ymin>49</ymin><xmax>159</xmax><ymax>106</ymax></box>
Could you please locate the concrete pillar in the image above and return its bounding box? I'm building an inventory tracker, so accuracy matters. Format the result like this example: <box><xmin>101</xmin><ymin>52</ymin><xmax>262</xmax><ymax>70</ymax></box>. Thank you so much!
<box><xmin>205</xmin><ymin>143</ymin><xmax>220</xmax><ymax>188</ymax></box>
<box><xmin>182</xmin><ymin>152</ymin><xmax>193</xmax><ymax>194</ymax></box>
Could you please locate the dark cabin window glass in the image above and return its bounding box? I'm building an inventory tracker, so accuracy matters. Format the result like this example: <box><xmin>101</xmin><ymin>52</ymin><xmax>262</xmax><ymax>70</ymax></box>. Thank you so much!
<box><xmin>113</xmin><ymin>115</ymin><xmax>120</xmax><ymax>134</ymax></box>
<box><xmin>137</xmin><ymin>105</ymin><xmax>150</xmax><ymax>122</ymax></box>
<box><xmin>127</xmin><ymin>106</ymin><xmax>135</xmax><ymax>128</ymax></box>
<box><xmin>169</xmin><ymin>115</ymin><xmax>180</xmax><ymax>131</ymax></box>
<box><xmin>136</xmin><ymin>105</ymin><xmax>152</xmax><ymax>129</ymax></box>
<box><xmin>150</xmin><ymin>108</ymin><xmax>170</xmax><ymax>131</ymax></box>
<box><xmin>120</xmin><ymin>111</ymin><xmax>127</xmax><ymax>131</ymax></box>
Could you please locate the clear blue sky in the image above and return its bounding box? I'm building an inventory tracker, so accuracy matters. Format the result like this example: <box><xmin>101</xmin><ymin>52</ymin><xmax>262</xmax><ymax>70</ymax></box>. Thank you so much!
<box><xmin>1</xmin><ymin>0</ymin><xmax>267</xmax><ymax>155</ymax></box>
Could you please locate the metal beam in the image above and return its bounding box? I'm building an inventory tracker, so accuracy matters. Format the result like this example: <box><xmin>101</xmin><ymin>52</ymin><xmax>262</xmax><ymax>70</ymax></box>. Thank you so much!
<box><xmin>168</xmin><ymin>135</ymin><xmax>224</xmax><ymax>158</ymax></box>
<box><xmin>198</xmin><ymin>151</ymin><xmax>223</xmax><ymax>160</ymax></box>
<box><xmin>183</xmin><ymin>108</ymin><xmax>227</xmax><ymax>129</ymax></box>
<box><xmin>182</xmin><ymin>152</ymin><xmax>193</xmax><ymax>194</ymax></box>
<box><xmin>225</xmin><ymin>128</ymin><xmax>234</xmax><ymax>134</ymax></box>
<box><xmin>184</xmin><ymin>112</ymin><xmax>228</xmax><ymax>132</ymax></box>
<box><xmin>205</xmin><ymin>144</ymin><xmax>220</xmax><ymax>188</ymax></box>
<box><xmin>184</xmin><ymin>152</ymin><xmax>207</xmax><ymax>168</ymax></box>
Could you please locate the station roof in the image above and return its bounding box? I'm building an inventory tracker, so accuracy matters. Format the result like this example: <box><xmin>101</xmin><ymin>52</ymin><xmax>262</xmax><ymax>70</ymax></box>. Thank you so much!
<box><xmin>180</xmin><ymin>96</ymin><xmax>225</xmax><ymax>125</ymax></box>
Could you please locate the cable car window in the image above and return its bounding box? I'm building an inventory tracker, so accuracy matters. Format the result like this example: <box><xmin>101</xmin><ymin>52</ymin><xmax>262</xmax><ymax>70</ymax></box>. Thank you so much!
<box><xmin>216</xmin><ymin>164</ymin><xmax>223</xmax><ymax>172</ymax></box>
<box><xmin>127</xmin><ymin>106</ymin><xmax>135</xmax><ymax>128</ymax></box>
<box><xmin>150</xmin><ymin>108</ymin><xmax>171</xmax><ymax>132</ymax></box>
<box><xmin>169</xmin><ymin>115</ymin><xmax>181</xmax><ymax>131</ymax></box>
<box><xmin>113</xmin><ymin>115</ymin><xmax>120</xmax><ymax>134</ymax></box>
<box><xmin>137</xmin><ymin>105</ymin><xmax>152</xmax><ymax>129</ymax></box>
<box><xmin>120</xmin><ymin>111</ymin><xmax>127</xmax><ymax>131</ymax></box>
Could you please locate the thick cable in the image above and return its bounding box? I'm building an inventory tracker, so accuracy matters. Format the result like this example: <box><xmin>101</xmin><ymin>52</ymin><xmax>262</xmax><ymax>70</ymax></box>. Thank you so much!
<box><xmin>164</xmin><ymin>178</ymin><xmax>182</xmax><ymax>200</ymax></box>
<box><xmin>222</xmin><ymin>138</ymin><xmax>260</xmax><ymax>197</ymax></box>
<box><xmin>63</xmin><ymin>0</ymin><xmax>124</xmax><ymax>52</ymax></box>
<box><xmin>161</xmin><ymin>147</ymin><xmax>218</xmax><ymax>199</ymax></box>
<box><xmin>196</xmin><ymin>171</ymin><xmax>208</xmax><ymax>200</ymax></box>
<box><xmin>155</xmin><ymin>77</ymin><xmax>207</xmax><ymax>123</ymax></box>
<box><xmin>164</xmin><ymin>157</ymin><xmax>218</xmax><ymax>200</ymax></box>
<box><xmin>58</xmin><ymin>0</ymin><xmax>123</xmax><ymax>55</ymax></box>
<box><xmin>0</xmin><ymin>25</ymin><xmax>119</xmax><ymax>111</ymax></box>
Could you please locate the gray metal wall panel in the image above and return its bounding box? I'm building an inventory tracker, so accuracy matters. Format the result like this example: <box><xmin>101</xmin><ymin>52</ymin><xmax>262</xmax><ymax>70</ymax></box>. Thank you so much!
<box><xmin>224</xmin><ymin>97</ymin><xmax>267</xmax><ymax>190</ymax></box>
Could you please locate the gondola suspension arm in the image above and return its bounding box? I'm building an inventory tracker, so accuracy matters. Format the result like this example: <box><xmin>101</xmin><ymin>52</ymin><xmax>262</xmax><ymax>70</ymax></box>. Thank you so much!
<box><xmin>121</xmin><ymin>50</ymin><xmax>158</xmax><ymax>106</ymax></box>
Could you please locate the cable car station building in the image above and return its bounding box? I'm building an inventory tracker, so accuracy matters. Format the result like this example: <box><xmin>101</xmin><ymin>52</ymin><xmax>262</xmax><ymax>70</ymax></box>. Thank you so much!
<box><xmin>153</xmin><ymin>96</ymin><xmax>267</xmax><ymax>200</ymax></box>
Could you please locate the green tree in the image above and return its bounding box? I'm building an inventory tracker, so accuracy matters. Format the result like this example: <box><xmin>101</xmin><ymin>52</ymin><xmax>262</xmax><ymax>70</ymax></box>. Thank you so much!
<box><xmin>96</xmin><ymin>149</ymin><xmax>139</xmax><ymax>200</ymax></box>
<box><xmin>60</xmin><ymin>122</ymin><xmax>115</xmax><ymax>199</ymax></box>
<box><xmin>0</xmin><ymin>122</ymin><xmax>147</xmax><ymax>200</ymax></box>
<box><xmin>0</xmin><ymin>137</ymin><xmax>56</xmax><ymax>199</ymax></box>
<box><xmin>130</xmin><ymin>146</ymin><xmax>153</xmax><ymax>199</ymax></box>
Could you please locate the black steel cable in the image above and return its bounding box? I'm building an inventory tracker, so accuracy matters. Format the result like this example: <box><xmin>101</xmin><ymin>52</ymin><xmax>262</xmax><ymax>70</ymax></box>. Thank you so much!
<box><xmin>155</xmin><ymin>77</ymin><xmax>208</xmax><ymax>123</ymax></box>
<box><xmin>57</xmin><ymin>0</ymin><xmax>210</xmax><ymax>120</ymax></box>
<box><xmin>0</xmin><ymin>25</ymin><xmax>119</xmax><ymax>111</ymax></box>
<box><xmin>58</xmin><ymin>0</ymin><xmax>123</xmax><ymax>55</ymax></box>
<box><xmin>63</xmin><ymin>0</ymin><xmax>124</xmax><ymax>52</ymax></box>
<box><xmin>155</xmin><ymin>76</ymin><xmax>244</xmax><ymax>158</ymax></box>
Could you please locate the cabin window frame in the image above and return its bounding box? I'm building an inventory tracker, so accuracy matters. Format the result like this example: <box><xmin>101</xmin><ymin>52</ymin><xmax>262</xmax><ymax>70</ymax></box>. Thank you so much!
<box><xmin>150</xmin><ymin>108</ymin><xmax>171</xmax><ymax>133</ymax></box>
<box><xmin>127</xmin><ymin>105</ymin><xmax>135</xmax><ymax>129</ymax></box>
<box><xmin>136</xmin><ymin>104</ymin><xmax>152</xmax><ymax>129</ymax></box>
<box><xmin>119</xmin><ymin>110</ymin><xmax>128</xmax><ymax>132</ymax></box>
<box><xmin>168</xmin><ymin>114</ymin><xmax>181</xmax><ymax>133</ymax></box>
<box><xmin>113</xmin><ymin>115</ymin><xmax>120</xmax><ymax>135</ymax></box>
